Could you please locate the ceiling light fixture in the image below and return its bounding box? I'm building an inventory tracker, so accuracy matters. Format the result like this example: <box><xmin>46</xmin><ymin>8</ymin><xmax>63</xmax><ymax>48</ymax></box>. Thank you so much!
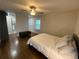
<box><xmin>30</xmin><ymin>6</ymin><xmax>36</xmax><ymax>16</ymax></box>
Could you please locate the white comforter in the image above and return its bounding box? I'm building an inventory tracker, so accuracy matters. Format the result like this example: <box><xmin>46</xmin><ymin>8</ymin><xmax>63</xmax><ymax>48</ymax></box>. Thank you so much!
<box><xmin>27</xmin><ymin>33</ymin><xmax>78</xmax><ymax>59</ymax></box>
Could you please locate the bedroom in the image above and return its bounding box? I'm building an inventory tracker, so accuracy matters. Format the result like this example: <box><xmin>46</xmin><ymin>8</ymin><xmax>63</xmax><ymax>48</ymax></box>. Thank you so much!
<box><xmin>0</xmin><ymin>0</ymin><xmax>79</xmax><ymax>59</ymax></box>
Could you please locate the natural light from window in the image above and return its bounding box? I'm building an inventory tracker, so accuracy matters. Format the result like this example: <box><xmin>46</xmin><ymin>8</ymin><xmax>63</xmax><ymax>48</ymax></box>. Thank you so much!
<box><xmin>28</xmin><ymin>16</ymin><xmax>41</xmax><ymax>32</ymax></box>
<box><xmin>35</xmin><ymin>20</ymin><xmax>40</xmax><ymax>30</ymax></box>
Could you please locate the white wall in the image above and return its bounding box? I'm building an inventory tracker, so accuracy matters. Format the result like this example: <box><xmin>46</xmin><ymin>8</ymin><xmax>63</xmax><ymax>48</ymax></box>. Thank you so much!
<box><xmin>74</xmin><ymin>11</ymin><xmax>79</xmax><ymax>37</ymax></box>
<box><xmin>16</xmin><ymin>12</ymin><xmax>28</xmax><ymax>32</ymax></box>
<box><xmin>41</xmin><ymin>11</ymin><xmax>77</xmax><ymax>37</ymax></box>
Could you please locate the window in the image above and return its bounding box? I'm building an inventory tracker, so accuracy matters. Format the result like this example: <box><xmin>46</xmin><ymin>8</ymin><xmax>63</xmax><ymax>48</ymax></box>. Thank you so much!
<box><xmin>35</xmin><ymin>20</ymin><xmax>40</xmax><ymax>30</ymax></box>
<box><xmin>28</xmin><ymin>16</ymin><xmax>41</xmax><ymax>32</ymax></box>
<box><xmin>28</xmin><ymin>17</ymin><xmax>35</xmax><ymax>32</ymax></box>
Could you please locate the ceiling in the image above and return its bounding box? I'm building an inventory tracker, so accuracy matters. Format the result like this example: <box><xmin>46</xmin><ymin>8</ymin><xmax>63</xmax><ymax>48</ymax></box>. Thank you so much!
<box><xmin>0</xmin><ymin>0</ymin><xmax>79</xmax><ymax>14</ymax></box>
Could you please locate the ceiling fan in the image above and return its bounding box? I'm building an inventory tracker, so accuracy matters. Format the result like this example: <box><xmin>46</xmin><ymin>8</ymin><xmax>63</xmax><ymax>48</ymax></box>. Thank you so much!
<box><xmin>23</xmin><ymin>6</ymin><xmax>44</xmax><ymax>16</ymax></box>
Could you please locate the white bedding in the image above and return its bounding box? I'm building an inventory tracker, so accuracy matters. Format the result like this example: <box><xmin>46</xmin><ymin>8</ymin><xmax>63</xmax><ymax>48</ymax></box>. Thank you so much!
<box><xmin>27</xmin><ymin>33</ymin><xmax>78</xmax><ymax>59</ymax></box>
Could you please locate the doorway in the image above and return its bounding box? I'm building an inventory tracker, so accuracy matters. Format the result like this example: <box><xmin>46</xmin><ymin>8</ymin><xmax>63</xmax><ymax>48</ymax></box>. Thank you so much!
<box><xmin>6</xmin><ymin>12</ymin><xmax>16</xmax><ymax>34</ymax></box>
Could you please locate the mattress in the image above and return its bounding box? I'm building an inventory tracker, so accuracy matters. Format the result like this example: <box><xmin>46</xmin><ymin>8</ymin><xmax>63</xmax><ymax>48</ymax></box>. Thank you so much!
<box><xmin>27</xmin><ymin>33</ymin><xmax>78</xmax><ymax>59</ymax></box>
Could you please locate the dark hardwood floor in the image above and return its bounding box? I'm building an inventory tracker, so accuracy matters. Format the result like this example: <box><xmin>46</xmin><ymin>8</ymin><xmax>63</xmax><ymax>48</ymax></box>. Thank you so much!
<box><xmin>0</xmin><ymin>34</ymin><xmax>47</xmax><ymax>59</ymax></box>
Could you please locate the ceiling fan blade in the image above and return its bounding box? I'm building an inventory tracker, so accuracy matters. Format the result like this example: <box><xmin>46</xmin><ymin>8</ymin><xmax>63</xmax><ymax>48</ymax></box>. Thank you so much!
<box><xmin>37</xmin><ymin>12</ymin><xmax>44</xmax><ymax>15</ymax></box>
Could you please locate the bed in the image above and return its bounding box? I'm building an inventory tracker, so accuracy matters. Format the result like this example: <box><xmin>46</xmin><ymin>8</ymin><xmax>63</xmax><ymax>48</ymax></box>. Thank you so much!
<box><xmin>27</xmin><ymin>33</ymin><xmax>78</xmax><ymax>59</ymax></box>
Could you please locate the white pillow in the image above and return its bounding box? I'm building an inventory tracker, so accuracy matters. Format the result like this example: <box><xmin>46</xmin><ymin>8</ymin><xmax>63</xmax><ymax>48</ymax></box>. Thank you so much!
<box><xmin>56</xmin><ymin>35</ymin><xmax>72</xmax><ymax>49</ymax></box>
<box><xmin>58</xmin><ymin>42</ymin><xmax>78</xmax><ymax>59</ymax></box>
<box><xmin>55</xmin><ymin>35</ymin><xmax>78</xmax><ymax>59</ymax></box>
<box><xmin>56</xmin><ymin>38</ymin><xmax>67</xmax><ymax>49</ymax></box>
<box><xmin>50</xmin><ymin>40</ymin><xmax>78</xmax><ymax>59</ymax></box>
